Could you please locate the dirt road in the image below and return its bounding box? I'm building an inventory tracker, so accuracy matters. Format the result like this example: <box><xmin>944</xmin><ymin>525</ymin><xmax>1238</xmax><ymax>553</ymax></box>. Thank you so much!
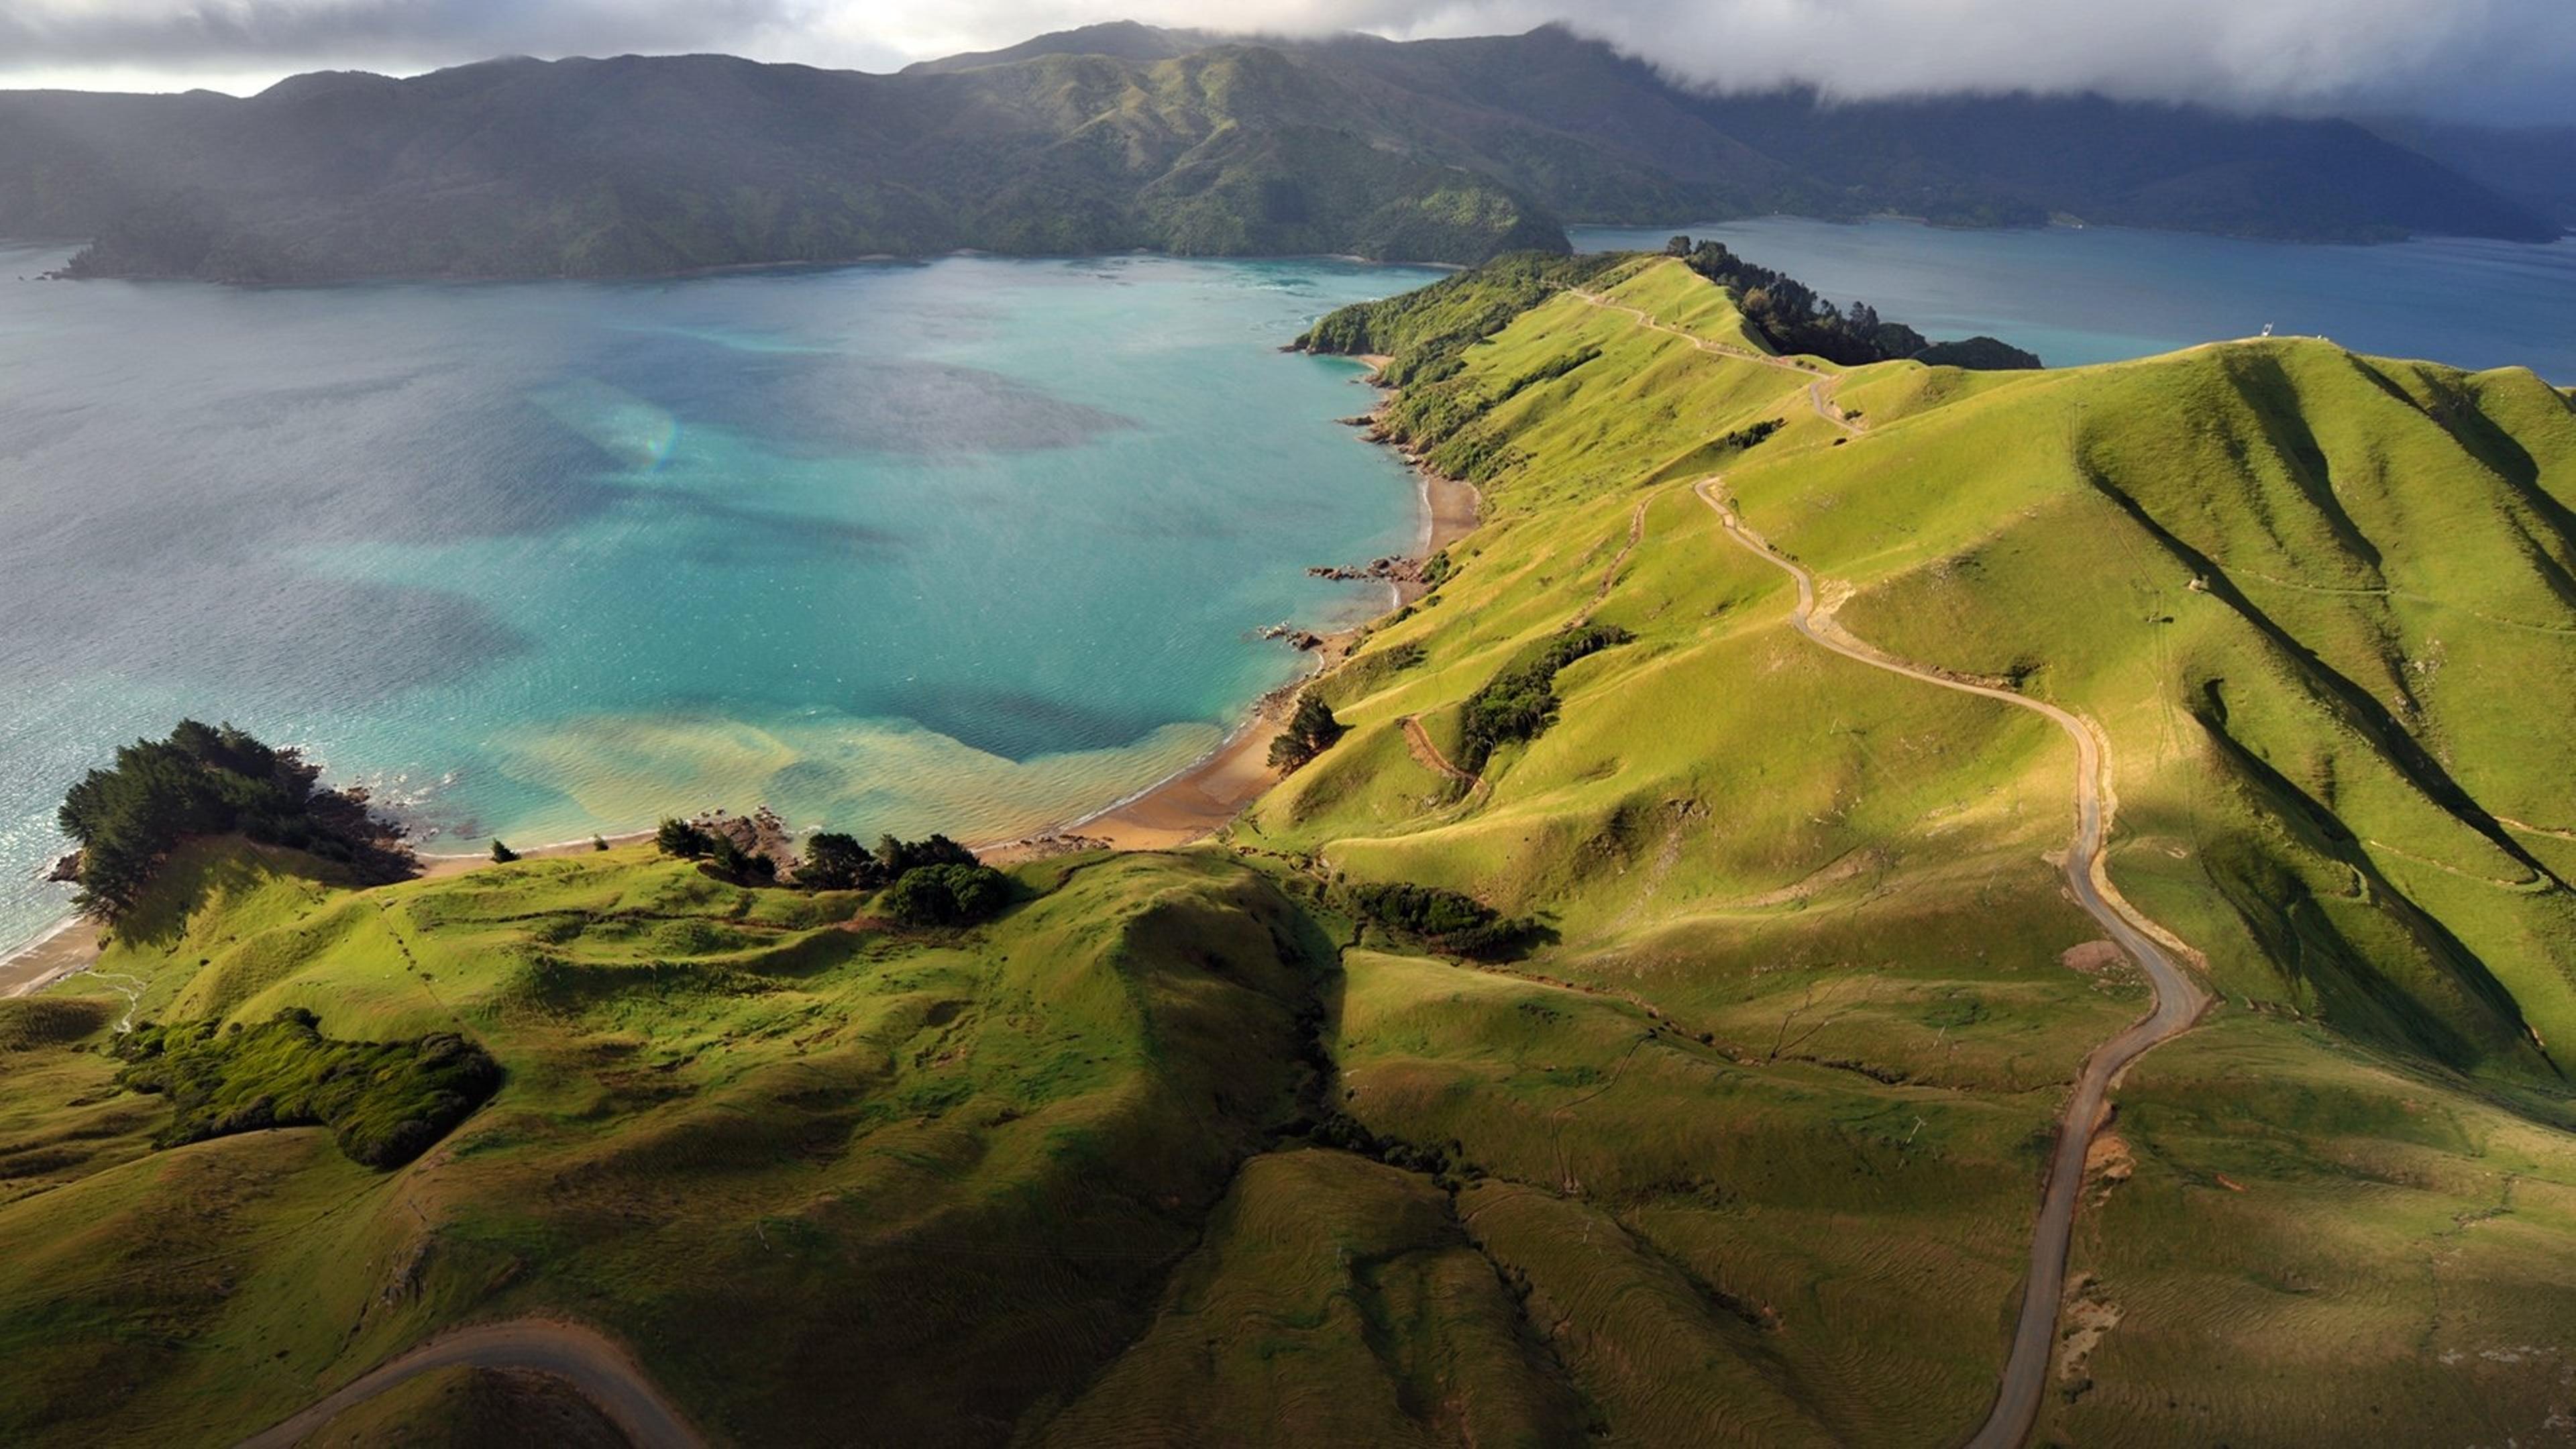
<box><xmin>1399</xmin><ymin>715</ymin><xmax>1480</xmax><ymax>791</ymax></box>
<box><xmin>1695</xmin><ymin>480</ymin><xmax>2208</xmax><ymax>1449</ymax></box>
<box><xmin>237</xmin><ymin>1318</ymin><xmax>703</xmax><ymax>1449</ymax></box>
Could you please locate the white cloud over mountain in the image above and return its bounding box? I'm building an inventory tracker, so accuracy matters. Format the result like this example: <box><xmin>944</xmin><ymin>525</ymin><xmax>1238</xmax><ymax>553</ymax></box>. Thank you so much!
<box><xmin>4</xmin><ymin>0</ymin><xmax>2570</xmax><ymax>122</ymax></box>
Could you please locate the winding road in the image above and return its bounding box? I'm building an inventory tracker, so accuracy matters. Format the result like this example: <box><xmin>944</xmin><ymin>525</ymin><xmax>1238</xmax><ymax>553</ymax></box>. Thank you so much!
<box><xmin>1694</xmin><ymin>480</ymin><xmax>2209</xmax><ymax>1449</ymax></box>
<box><xmin>237</xmin><ymin>1318</ymin><xmax>704</xmax><ymax>1449</ymax></box>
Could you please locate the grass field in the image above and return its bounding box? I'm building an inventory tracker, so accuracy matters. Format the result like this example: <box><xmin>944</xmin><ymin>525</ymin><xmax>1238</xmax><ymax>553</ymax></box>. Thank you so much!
<box><xmin>7</xmin><ymin>253</ymin><xmax>2574</xmax><ymax>1446</ymax></box>
<box><xmin>1</xmin><ymin>845</ymin><xmax>1340</xmax><ymax>1445</ymax></box>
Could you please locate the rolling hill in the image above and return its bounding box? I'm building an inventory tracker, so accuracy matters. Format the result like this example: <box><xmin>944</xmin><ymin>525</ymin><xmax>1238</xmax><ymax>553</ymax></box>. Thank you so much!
<box><xmin>0</xmin><ymin>23</ymin><xmax>2557</xmax><ymax>282</ymax></box>
<box><xmin>5</xmin><ymin>252</ymin><xmax>2575</xmax><ymax>1446</ymax></box>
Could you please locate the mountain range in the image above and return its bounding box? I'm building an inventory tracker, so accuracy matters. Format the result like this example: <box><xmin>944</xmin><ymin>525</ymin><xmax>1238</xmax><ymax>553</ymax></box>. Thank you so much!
<box><xmin>0</xmin><ymin>22</ymin><xmax>2563</xmax><ymax>282</ymax></box>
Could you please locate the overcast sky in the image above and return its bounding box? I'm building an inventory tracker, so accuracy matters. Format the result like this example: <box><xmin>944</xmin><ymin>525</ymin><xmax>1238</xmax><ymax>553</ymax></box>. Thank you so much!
<box><xmin>4</xmin><ymin>0</ymin><xmax>2571</xmax><ymax>123</ymax></box>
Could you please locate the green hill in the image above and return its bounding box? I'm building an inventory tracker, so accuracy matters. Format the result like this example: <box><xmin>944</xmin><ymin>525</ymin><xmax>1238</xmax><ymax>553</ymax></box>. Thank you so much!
<box><xmin>1264</xmin><ymin>254</ymin><xmax>2576</xmax><ymax>1442</ymax></box>
<box><xmin>6</xmin><ymin>256</ymin><xmax>2575</xmax><ymax>1446</ymax></box>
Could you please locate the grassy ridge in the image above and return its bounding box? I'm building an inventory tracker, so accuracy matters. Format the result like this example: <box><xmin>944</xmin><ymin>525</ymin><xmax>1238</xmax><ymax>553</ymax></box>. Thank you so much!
<box><xmin>0</xmin><ymin>845</ymin><xmax>1340</xmax><ymax>1445</ymax></box>
<box><xmin>1252</xmin><ymin>254</ymin><xmax>2576</xmax><ymax>1441</ymax></box>
<box><xmin>1288</xmin><ymin>255</ymin><xmax>2576</xmax><ymax>1081</ymax></box>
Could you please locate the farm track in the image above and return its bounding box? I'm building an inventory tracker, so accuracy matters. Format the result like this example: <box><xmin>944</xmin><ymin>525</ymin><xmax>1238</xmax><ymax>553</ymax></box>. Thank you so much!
<box><xmin>237</xmin><ymin>1318</ymin><xmax>704</xmax><ymax>1449</ymax></box>
<box><xmin>1566</xmin><ymin>289</ymin><xmax>1865</xmax><ymax>434</ymax></box>
<box><xmin>1399</xmin><ymin>715</ymin><xmax>1482</xmax><ymax>795</ymax></box>
<box><xmin>1694</xmin><ymin>480</ymin><xmax>2209</xmax><ymax>1449</ymax></box>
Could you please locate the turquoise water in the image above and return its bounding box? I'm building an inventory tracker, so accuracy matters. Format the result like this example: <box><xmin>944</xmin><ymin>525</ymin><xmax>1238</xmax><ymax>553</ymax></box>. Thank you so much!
<box><xmin>0</xmin><ymin>251</ymin><xmax>1436</xmax><ymax>955</ymax></box>
<box><xmin>1571</xmin><ymin>218</ymin><xmax>2576</xmax><ymax>382</ymax></box>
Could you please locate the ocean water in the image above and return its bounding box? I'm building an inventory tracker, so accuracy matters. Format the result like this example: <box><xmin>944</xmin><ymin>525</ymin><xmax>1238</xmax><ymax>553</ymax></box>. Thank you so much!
<box><xmin>0</xmin><ymin>250</ymin><xmax>1436</xmax><ymax>956</ymax></box>
<box><xmin>1571</xmin><ymin>217</ymin><xmax>2576</xmax><ymax>382</ymax></box>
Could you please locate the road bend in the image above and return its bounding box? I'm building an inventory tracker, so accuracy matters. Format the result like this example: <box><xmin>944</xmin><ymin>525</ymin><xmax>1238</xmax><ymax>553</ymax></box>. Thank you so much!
<box><xmin>1695</xmin><ymin>480</ymin><xmax>2208</xmax><ymax>1449</ymax></box>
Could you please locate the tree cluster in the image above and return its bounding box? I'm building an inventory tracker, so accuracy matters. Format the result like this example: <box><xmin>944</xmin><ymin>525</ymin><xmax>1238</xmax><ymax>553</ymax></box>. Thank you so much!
<box><xmin>881</xmin><ymin>863</ymin><xmax>1012</xmax><ymax>927</ymax></box>
<box><xmin>56</xmin><ymin>720</ymin><xmax>412</xmax><ymax>922</ymax></box>
<box><xmin>1268</xmin><ymin>694</ymin><xmax>1346</xmax><ymax>772</ymax></box>
<box><xmin>790</xmin><ymin>830</ymin><xmax>981</xmax><ymax>890</ymax></box>
<box><xmin>1674</xmin><ymin>238</ymin><xmax>1932</xmax><ymax>366</ymax></box>
<box><xmin>1666</xmin><ymin>237</ymin><xmax>2043</xmax><ymax>370</ymax></box>
<box><xmin>1914</xmin><ymin>335</ymin><xmax>2045</xmax><ymax>370</ymax></box>
<box><xmin>1456</xmin><ymin>623</ymin><xmax>1633</xmax><ymax>773</ymax></box>
<box><xmin>653</xmin><ymin>817</ymin><xmax>1006</xmax><ymax>924</ymax></box>
<box><xmin>1344</xmin><ymin>881</ymin><xmax>1538</xmax><ymax>960</ymax></box>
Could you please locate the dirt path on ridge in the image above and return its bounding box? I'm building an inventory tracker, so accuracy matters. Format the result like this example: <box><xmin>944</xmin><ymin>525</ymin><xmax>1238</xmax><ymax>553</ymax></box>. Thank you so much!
<box><xmin>237</xmin><ymin>1318</ymin><xmax>704</xmax><ymax>1449</ymax></box>
<box><xmin>1567</xmin><ymin>289</ymin><xmax>1864</xmax><ymax>435</ymax></box>
<box><xmin>1693</xmin><ymin>479</ymin><xmax>2209</xmax><ymax>1449</ymax></box>
<box><xmin>1399</xmin><ymin>716</ymin><xmax>1481</xmax><ymax>794</ymax></box>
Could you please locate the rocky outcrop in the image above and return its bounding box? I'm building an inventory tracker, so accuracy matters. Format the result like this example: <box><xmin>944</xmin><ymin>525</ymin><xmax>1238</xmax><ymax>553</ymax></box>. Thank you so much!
<box><xmin>1307</xmin><ymin>555</ymin><xmax>1424</xmax><ymax>586</ymax></box>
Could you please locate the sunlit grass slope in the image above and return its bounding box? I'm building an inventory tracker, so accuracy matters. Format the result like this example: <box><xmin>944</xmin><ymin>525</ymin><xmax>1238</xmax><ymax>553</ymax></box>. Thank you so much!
<box><xmin>1277</xmin><ymin>254</ymin><xmax>2576</xmax><ymax>1085</ymax></box>
<box><xmin>1242</xmin><ymin>254</ymin><xmax>2576</xmax><ymax>1441</ymax></box>
<box><xmin>0</xmin><ymin>843</ymin><xmax>1337</xmax><ymax>1446</ymax></box>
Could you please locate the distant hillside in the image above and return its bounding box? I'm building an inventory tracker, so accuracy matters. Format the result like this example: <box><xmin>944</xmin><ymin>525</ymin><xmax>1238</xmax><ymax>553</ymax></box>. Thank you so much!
<box><xmin>898</xmin><ymin>19</ymin><xmax>1219</xmax><ymax>74</ymax></box>
<box><xmin>0</xmin><ymin>24</ymin><xmax>2559</xmax><ymax>282</ymax></box>
<box><xmin>2371</xmin><ymin>117</ymin><xmax>2576</xmax><ymax>228</ymax></box>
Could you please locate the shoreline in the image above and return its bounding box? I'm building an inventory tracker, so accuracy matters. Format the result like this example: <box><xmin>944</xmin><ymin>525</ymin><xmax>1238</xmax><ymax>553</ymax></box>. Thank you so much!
<box><xmin>982</xmin><ymin>352</ymin><xmax>1475</xmax><ymax>859</ymax></box>
<box><xmin>0</xmin><ymin>916</ymin><xmax>104</xmax><ymax>1000</ymax></box>
<box><xmin>1</xmin><ymin>354</ymin><xmax>1472</xmax><ymax>981</ymax></box>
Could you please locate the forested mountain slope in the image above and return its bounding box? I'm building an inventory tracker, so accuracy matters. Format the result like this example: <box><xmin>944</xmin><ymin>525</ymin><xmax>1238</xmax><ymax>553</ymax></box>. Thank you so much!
<box><xmin>0</xmin><ymin>23</ymin><xmax>2554</xmax><ymax>282</ymax></box>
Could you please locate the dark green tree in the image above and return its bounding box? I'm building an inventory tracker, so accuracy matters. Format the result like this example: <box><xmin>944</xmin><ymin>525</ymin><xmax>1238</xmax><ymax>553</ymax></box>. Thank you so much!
<box><xmin>800</xmin><ymin>831</ymin><xmax>881</xmax><ymax>891</ymax></box>
<box><xmin>655</xmin><ymin>817</ymin><xmax>711</xmax><ymax>858</ymax></box>
<box><xmin>875</xmin><ymin>833</ymin><xmax>979</xmax><ymax>877</ymax></box>
<box><xmin>706</xmin><ymin>831</ymin><xmax>752</xmax><ymax>879</ymax></box>
<box><xmin>1268</xmin><ymin>693</ymin><xmax>1347</xmax><ymax>771</ymax></box>
<box><xmin>882</xmin><ymin>863</ymin><xmax>1010</xmax><ymax>927</ymax></box>
<box><xmin>54</xmin><ymin>719</ymin><xmax>410</xmax><ymax>921</ymax></box>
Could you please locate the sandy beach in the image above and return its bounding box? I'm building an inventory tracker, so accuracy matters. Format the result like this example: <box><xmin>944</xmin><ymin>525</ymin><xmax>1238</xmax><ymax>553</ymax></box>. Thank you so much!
<box><xmin>0</xmin><ymin>918</ymin><xmax>104</xmax><ymax>999</ymax></box>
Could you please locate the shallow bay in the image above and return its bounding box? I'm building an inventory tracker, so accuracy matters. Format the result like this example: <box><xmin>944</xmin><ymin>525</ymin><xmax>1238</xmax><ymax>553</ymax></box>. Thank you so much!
<box><xmin>0</xmin><ymin>251</ymin><xmax>1435</xmax><ymax>954</ymax></box>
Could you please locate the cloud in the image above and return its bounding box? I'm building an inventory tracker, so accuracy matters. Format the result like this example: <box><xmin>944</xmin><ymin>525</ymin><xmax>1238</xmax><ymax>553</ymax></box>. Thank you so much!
<box><xmin>1</xmin><ymin>0</ymin><xmax>2570</xmax><ymax>123</ymax></box>
<box><xmin>0</xmin><ymin>0</ymin><xmax>810</xmax><ymax>69</ymax></box>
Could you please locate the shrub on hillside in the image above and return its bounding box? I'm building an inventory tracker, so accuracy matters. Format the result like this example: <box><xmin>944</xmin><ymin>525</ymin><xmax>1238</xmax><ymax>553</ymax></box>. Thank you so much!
<box><xmin>54</xmin><ymin>719</ymin><xmax>412</xmax><ymax>922</ymax></box>
<box><xmin>875</xmin><ymin>833</ymin><xmax>978</xmax><ymax>877</ymax></box>
<box><xmin>1268</xmin><ymin>694</ymin><xmax>1346</xmax><ymax>772</ymax></box>
<box><xmin>113</xmin><ymin>1006</ymin><xmax>500</xmax><ymax>1168</ymax></box>
<box><xmin>1714</xmin><ymin>418</ymin><xmax>1784</xmax><ymax>453</ymax></box>
<box><xmin>655</xmin><ymin>816</ymin><xmax>713</xmax><ymax>858</ymax></box>
<box><xmin>882</xmin><ymin>864</ymin><xmax>1010</xmax><ymax>927</ymax></box>
<box><xmin>1344</xmin><ymin>881</ymin><xmax>1537</xmax><ymax>959</ymax></box>
<box><xmin>800</xmin><ymin>830</ymin><xmax>883</xmax><ymax>891</ymax></box>
<box><xmin>1456</xmin><ymin>623</ymin><xmax>1633</xmax><ymax>772</ymax></box>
